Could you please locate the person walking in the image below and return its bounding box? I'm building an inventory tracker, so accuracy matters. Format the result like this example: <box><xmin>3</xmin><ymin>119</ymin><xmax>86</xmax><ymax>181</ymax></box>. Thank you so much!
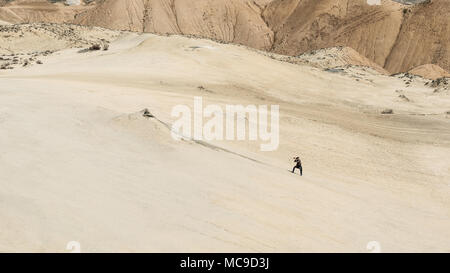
<box><xmin>292</xmin><ymin>156</ymin><xmax>303</xmax><ymax>176</ymax></box>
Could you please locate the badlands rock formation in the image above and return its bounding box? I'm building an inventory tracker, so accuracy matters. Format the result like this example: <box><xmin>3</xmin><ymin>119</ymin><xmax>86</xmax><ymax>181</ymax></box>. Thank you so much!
<box><xmin>409</xmin><ymin>64</ymin><xmax>450</xmax><ymax>80</ymax></box>
<box><xmin>73</xmin><ymin>0</ymin><xmax>275</xmax><ymax>50</ymax></box>
<box><xmin>0</xmin><ymin>0</ymin><xmax>448</xmax><ymax>75</ymax></box>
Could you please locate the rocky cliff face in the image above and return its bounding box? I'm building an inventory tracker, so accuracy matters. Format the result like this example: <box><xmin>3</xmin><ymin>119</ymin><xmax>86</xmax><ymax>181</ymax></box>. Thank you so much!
<box><xmin>0</xmin><ymin>0</ymin><xmax>448</xmax><ymax>74</ymax></box>
<box><xmin>73</xmin><ymin>0</ymin><xmax>274</xmax><ymax>51</ymax></box>
<box><xmin>384</xmin><ymin>0</ymin><xmax>450</xmax><ymax>73</ymax></box>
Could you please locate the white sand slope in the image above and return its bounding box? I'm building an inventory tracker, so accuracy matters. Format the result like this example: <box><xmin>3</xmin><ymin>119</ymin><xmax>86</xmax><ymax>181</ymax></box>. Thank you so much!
<box><xmin>0</xmin><ymin>30</ymin><xmax>449</xmax><ymax>252</ymax></box>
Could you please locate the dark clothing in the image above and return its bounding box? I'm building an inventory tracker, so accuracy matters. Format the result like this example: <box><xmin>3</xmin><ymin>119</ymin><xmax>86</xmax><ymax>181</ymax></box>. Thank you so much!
<box><xmin>292</xmin><ymin>157</ymin><xmax>302</xmax><ymax>176</ymax></box>
<box><xmin>292</xmin><ymin>165</ymin><xmax>302</xmax><ymax>176</ymax></box>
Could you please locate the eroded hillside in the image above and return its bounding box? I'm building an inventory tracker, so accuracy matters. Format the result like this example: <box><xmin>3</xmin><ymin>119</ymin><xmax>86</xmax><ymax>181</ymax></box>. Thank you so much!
<box><xmin>0</xmin><ymin>0</ymin><xmax>448</xmax><ymax>74</ymax></box>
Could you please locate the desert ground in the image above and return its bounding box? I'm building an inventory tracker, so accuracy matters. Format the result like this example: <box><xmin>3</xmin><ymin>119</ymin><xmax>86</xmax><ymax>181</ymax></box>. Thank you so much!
<box><xmin>0</xmin><ymin>22</ymin><xmax>449</xmax><ymax>252</ymax></box>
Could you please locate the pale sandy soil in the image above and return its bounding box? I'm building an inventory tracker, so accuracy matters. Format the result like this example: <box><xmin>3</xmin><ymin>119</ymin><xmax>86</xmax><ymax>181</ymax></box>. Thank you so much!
<box><xmin>0</xmin><ymin>29</ymin><xmax>449</xmax><ymax>252</ymax></box>
<box><xmin>409</xmin><ymin>64</ymin><xmax>450</xmax><ymax>80</ymax></box>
